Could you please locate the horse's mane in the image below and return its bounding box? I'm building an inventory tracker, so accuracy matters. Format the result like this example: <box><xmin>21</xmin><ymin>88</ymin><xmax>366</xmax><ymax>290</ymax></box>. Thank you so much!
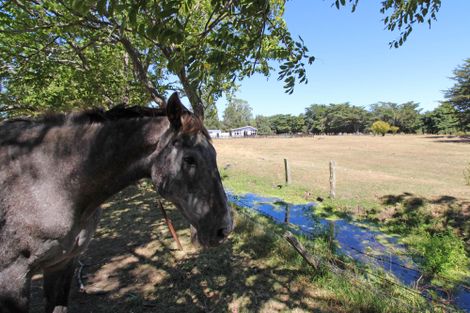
<box><xmin>2</xmin><ymin>106</ymin><xmax>167</xmax><ymax>126</ymax></box>
<box><xmin>1</xmin><ymin>105</ymin><xmax>210</xmax><ymax>141</ymax></box>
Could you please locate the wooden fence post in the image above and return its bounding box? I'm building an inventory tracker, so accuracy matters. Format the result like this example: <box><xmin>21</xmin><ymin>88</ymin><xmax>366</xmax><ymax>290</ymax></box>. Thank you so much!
<box><xmin>329</xmin><ymin>160</ymin><xmax>336</xmax><ymax>199</ymax></box>
<box><xmin>284</xmin><ymin>158</ymin><xmax>291</xmax><ymax>185</ymax></box>
<box><xmin>328</xmin><ymin>220</ymin><xmax>335</xmax><ymax>252</ymax></box>
<box><xmin>283</xmin><ymin>231</ymin><xmax>319</xmax><ymax>270</ymax></box>
<box><xmin>284</xmin><ymin>204</ymin><xmax>290</xmax><ymax>224</ymax></box>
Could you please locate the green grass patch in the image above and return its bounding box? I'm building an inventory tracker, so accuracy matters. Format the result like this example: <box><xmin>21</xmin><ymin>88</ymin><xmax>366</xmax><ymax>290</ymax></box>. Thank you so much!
<box><xmin>220</xmin><ymin>167</ymin><xmax>312</xmax><ymax>204</ymax></box>
<box><xmin>232</xmin><ymin>205</ymin><xmax>437</xmax><ymax>312</ymax></box>
<box><xmin>221</xmin><ymin>166</ymin><xmax>470</xmax><ymax>296</ymax></box>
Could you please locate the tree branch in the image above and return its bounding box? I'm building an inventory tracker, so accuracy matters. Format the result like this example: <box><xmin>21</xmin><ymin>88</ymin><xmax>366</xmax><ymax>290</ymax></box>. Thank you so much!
<box><xmin>65</xmin><ymin>36</ymin><xmax>90</xmax><ymax>71</ymax></box>
<box><xmin>119</xmin><ymin>36</ymin><xmax>166</xmax><ymax>107</ymax></box>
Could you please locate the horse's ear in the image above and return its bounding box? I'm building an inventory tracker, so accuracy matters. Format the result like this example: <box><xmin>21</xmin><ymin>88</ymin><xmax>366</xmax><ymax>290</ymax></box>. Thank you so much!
<box><xmin>166</xmin><ymin>92</ymin><xmax>187</xmax><ymax>130</ymax></box>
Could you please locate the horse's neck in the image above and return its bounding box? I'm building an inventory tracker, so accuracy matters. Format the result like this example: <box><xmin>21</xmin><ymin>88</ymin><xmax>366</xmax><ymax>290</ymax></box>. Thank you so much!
<box><xmin>68</xmin><ymin>117</ymin><xmax>168</xmax><ymax>210</ymax></box>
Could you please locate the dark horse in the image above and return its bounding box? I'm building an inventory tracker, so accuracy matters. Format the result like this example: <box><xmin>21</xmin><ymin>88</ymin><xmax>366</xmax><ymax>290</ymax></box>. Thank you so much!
<box><xmin>0</xmin><ymin>93</ymin><xmax>232</xmax><ymax>313</ymax></box>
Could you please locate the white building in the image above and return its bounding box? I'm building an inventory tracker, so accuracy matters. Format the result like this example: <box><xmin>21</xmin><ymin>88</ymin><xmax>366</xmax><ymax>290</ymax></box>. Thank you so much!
<box><xmin>230</xmin><ymin>126</ymin><xmax>257</xmax><ymax>137</ymax></box>
<box><xmin>208</xmin><ymin>129</ymin><xmax>222</xmax><ymax>138</ymax></box>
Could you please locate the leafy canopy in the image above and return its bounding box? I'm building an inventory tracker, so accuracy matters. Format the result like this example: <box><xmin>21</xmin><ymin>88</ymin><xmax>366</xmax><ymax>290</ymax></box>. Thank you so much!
<box><xmin>0</xmin><ymin>0</ymin><xmax>315</xmax><ymax>117</ymax></box>
<box><xmin>421</xmin><ymin>102</ymin><xmax>460</xmax><ymax>135</ymax></box>
<box><xmin>0</xmin><ymin>0</ymin><xmax>442</xmax><ymax>118</ymax></box>
<box><xmin>222</xmin><ymin>98</ymin><xmax>253</xmax><ymax>130</ymax></box>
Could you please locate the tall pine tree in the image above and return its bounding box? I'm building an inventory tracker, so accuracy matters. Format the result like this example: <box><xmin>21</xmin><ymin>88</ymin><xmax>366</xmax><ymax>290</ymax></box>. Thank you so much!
<box><xmin>445</xmin><ymin>58</ymin><xmax>470</xmax><ymax>130</ymax></box>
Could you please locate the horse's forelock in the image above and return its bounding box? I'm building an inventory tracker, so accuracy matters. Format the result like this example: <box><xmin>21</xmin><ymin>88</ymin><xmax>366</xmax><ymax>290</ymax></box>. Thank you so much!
<box><xmin>180</xmin><ymin>113</ymin><xmax>211</xmax><ymax>140</ymax></box>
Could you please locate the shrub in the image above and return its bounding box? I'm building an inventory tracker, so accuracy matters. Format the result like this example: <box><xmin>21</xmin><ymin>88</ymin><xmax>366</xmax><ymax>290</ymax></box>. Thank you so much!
<box><xmin>389</xmin><ymin>125</ymin><xmax>399</xmax><ymax>134</ymax></box>
<box><xmin>413</xmin><ymin>230</ymin><xmax>467</xmax><ymax>277</ymax></box>
<box><xmin>371</xmin><ymin>120</ymin><xmax>391</xmax><ymax>136</ymax></box>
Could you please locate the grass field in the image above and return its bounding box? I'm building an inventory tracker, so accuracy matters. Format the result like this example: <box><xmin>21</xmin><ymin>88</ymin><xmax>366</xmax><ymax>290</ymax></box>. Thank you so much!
<box><xmin>214</xmin><ymin>135</ymin><xmax>470</xmax><ymax>203</ymax></box>
<box><xmin>214</xmin><ymin>135</ymin><xmax>470</xmax><ymax>262</ymax></box>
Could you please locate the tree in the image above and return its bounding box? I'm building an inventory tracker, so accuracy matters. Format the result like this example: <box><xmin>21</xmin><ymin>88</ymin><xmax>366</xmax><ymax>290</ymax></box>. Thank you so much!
<box><xmin>0</xmin><ymin>0</ymin><xmax>440</xmax><ymax>117</ymax></box>
<box><xmin>397</xmin><ymin>101</ymin><xmax>422</xmax><ymax>133</ymax></box>
<box><xmin>421</xmin><ymin>102</ymin><xmax>460</xmax><ymax>134</ymax></box>
<box><xmin>222</xmin><ymin>98</ymin><xmax>253</xmax><ymax>130</ymax></box>
<box><xmin>305</xmin><ymin>103</ymin><xmax>369</xmax><ymax>134</ymax></box>
<box><xmin>269</xmin><ymin>114</ymin><xmax>292</xmax><ymax>134</ymax></box>
<box><xmin>255</xmin><ymin>115</ymin><xmax>274</xmax><ymax>135</ymax></box>
<box><xmin>204</xmin><ymin>107</ymin><xmax>222</xmax><ymax>130</ymax></box>
<box><xmin>0</xmin><ymin>0</ymin><xmax>315</xmax><ymax>118</ymax></box>
<box><xmin>444</xmin><ymin>58</ymin><xmax>470</xmax><ymax>130</ymax></box>
<box><xmin>0</xmin><ymin>8</ymin><xmax>149</xmax><ymax>116</ymax></box>
<box><xmin>369</xmin><ymin>101</ymin><xmax>421</xmax><ymax>133</ymax></box>
<box><xmin>290</xmin><ymin>114</ymin><xmax>306</xmax><ymax>133</ymax></box>
<box><xmin>371</xmin><ymin>120</ymin><xmax>391</xmax><ymax>136</ymax></box>
<box><xmin>324</xmin><ymin>103</ymin><xmax>369</xmax><ymax>134</ymax></box>
<box><xmin>1</xmin><ymin>1</ymin><xmax>442</xmax><ymax>118</ymax></box>
<box><xmin>369</xmin><ymin>102</ymin><xmax>400</xmax><ymax>126</ymax></box>
<box><xmin>305</xmin><ymin>104</ymin><xmax>328</xmax><ymax>134</ymax></box>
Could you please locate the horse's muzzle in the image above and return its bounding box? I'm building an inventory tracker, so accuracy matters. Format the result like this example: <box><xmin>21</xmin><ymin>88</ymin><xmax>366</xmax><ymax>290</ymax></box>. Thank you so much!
<box><xmin>190</xmin><ymin>223</ymin><xmax>232</xmax><ymax>248</ymax></box>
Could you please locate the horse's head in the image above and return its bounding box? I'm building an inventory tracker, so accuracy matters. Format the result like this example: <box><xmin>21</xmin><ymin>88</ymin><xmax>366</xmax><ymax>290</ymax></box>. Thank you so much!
<box><xmin>151</xmin><ymin>93</ymin><xmax>233</xmax><ymax>247</ymax></box>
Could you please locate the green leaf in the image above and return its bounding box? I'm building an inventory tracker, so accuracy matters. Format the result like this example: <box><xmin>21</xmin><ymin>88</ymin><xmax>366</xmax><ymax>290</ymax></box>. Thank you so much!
<box><xmin>129</xmin><ymin>4</ymin><xmax>139</xmax><ymax>27</ymax></box>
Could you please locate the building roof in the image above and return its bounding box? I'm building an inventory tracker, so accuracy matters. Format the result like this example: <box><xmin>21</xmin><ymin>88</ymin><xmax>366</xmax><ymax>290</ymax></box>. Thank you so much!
<box><xmin>230</xmin><ymin>125</ymin><xmax>257</xmax><ymax>131</ymax></box>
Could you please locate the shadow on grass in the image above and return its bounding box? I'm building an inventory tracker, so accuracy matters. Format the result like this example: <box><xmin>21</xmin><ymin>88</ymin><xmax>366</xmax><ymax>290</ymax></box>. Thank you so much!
<box><xmin>378</xmin><ymin>192</ymin><xmax>469</xmax><ymax>244</ymax></box>
<box><xmin>424</xmin><ymin>135</ymin><xmax>470</xmax><ymax>144</ymax></box>
<box><xmin>30</xmin><ymin>184</ymin><xmax>332</xmax><ymax>313</ymax></box>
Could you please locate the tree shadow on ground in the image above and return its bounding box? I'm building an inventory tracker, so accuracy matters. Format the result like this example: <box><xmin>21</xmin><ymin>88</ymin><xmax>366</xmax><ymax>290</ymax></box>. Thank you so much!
<box><xmin>378</xmin><ymin>192</ymin><xmax>469</xmax><ymax>245</ymax></box>
<box><xmin>30</xmin><ymin>184</ymin><xmax>334</xmax><ymax>313</ymax></box>
<box><xmin>424</xmin><ymin>135</ymin><xmax>470</xmax><ymax>144</ymax></box>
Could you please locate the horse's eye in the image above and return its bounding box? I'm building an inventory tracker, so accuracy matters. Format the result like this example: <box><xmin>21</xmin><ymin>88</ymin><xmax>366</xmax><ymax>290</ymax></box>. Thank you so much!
<box><xmin>183</xmin><ymin>156</ymin><xmax>197</xmax><ymax>166</ymax></box>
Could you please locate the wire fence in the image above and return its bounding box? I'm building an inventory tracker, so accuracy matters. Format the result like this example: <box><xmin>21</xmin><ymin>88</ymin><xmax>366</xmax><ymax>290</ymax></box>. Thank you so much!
<box><xmin>231</xmin><ymin>194</ymin><xmax>470</xmax><ymax>288</ymax></box>
<box><xmin>231</xmin><ymin>199</ymin><xmax>462</xmax><ymax>312</ymax></box>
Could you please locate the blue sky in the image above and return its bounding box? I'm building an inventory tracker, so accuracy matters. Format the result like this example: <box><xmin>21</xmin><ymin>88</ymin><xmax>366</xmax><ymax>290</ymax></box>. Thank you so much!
<box><xmin>214</xmin><ymin>1</ymin><xmax>470</xmax><ymax>118</ymax></box>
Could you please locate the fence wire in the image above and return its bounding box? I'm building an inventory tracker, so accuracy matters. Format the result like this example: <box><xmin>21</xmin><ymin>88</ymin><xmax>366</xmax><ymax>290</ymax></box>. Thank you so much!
<box><xmin>232</xmin><ymin>201</ymin><xmax>461</xmax><ymax>313</ymax></box>
<box><xmin>231</xmin><ymin>195</ymin><xmax>470</xmax><ymax>287</ymax></box>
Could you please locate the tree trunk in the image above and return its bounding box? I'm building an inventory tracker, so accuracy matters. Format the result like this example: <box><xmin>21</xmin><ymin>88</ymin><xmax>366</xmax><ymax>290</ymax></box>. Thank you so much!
<box><xmin>176</xmin><ymin>70</ymin><xmax>204</xmax><ymax>119</ymax></box>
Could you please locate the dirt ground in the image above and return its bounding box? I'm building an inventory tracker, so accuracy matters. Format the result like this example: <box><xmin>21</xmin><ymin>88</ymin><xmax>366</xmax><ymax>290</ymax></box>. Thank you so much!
<box><xmin>213</xmin><ymin>135</ymin><xmax>470</xmax><ymax>202</ymax></box>
<box><xmin>30</xmin><ymin>185</ymin><xmax>337</xmax><ymax>313</ymax></box>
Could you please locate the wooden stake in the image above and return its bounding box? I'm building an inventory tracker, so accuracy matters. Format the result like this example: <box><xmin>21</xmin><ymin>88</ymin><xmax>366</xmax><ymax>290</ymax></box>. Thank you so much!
<box><xmin>157</xmin><ymin>200</ymin><xmax>183</xmax><ymax>251</ymax></box>
<box><xmin>329</xmin><ymin>160</ymin><xmax>336</xmax><ymax>199</ymax></box>
<box><xmin>284</xmin><ymin>158</ymin><xmax>291</xmax><ymax>185</ymax></box>
<box><xmin>328</xmin><ymin>220</ymin><xmax>335</xmax><ymax>252</ymax></box>
<box><xmin>283</xmin><ymin>231</ymin><xmax>319</xmax><ymax>270</ymax></box>
<box><xmin>284</xmin><ymin>204</ymin><xmax>290</xmax><ymax>224</ymax></box>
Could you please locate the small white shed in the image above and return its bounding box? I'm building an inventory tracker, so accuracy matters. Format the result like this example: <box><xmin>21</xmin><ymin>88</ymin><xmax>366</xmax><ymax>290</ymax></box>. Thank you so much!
<box><xmin>230</xmin><ymin>126</ymin><xmax>257</xmax><ymax>137</ymax></box>
<box><xmin>208</xmin><ymin>129</ymin><xmax>222</xmax><ymax>138</ymax></box>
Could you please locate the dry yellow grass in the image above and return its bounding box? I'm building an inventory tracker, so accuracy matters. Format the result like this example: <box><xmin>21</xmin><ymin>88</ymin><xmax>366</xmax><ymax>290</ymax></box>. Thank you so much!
<box><xmin>30</xmin><ymin>186</ymin><xmax>342</xmax><ymax>313</ymax></box>
<box><xmin>214</xmin><ymin>135</ymin><xmax>470</xmax><ymax>202</ymax></box>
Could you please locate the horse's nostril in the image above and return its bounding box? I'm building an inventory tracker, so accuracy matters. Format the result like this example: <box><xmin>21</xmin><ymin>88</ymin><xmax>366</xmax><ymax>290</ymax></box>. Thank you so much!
<box><xmin>217</xmin><ymin>227</ymin><xmax>229</xmax><ymax>239</ymax></box>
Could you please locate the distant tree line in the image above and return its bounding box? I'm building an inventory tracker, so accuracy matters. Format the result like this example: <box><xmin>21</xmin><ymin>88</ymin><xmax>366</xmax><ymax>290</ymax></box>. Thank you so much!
<box><xmin>208</xmin><ymin>58</ymin><xmax>470</xmax><ymax>135</ymax></box>
<box><xmin>208</xmin><ymin>98</ymin><xmax>466</xmax><ymax>136</ymax></box>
